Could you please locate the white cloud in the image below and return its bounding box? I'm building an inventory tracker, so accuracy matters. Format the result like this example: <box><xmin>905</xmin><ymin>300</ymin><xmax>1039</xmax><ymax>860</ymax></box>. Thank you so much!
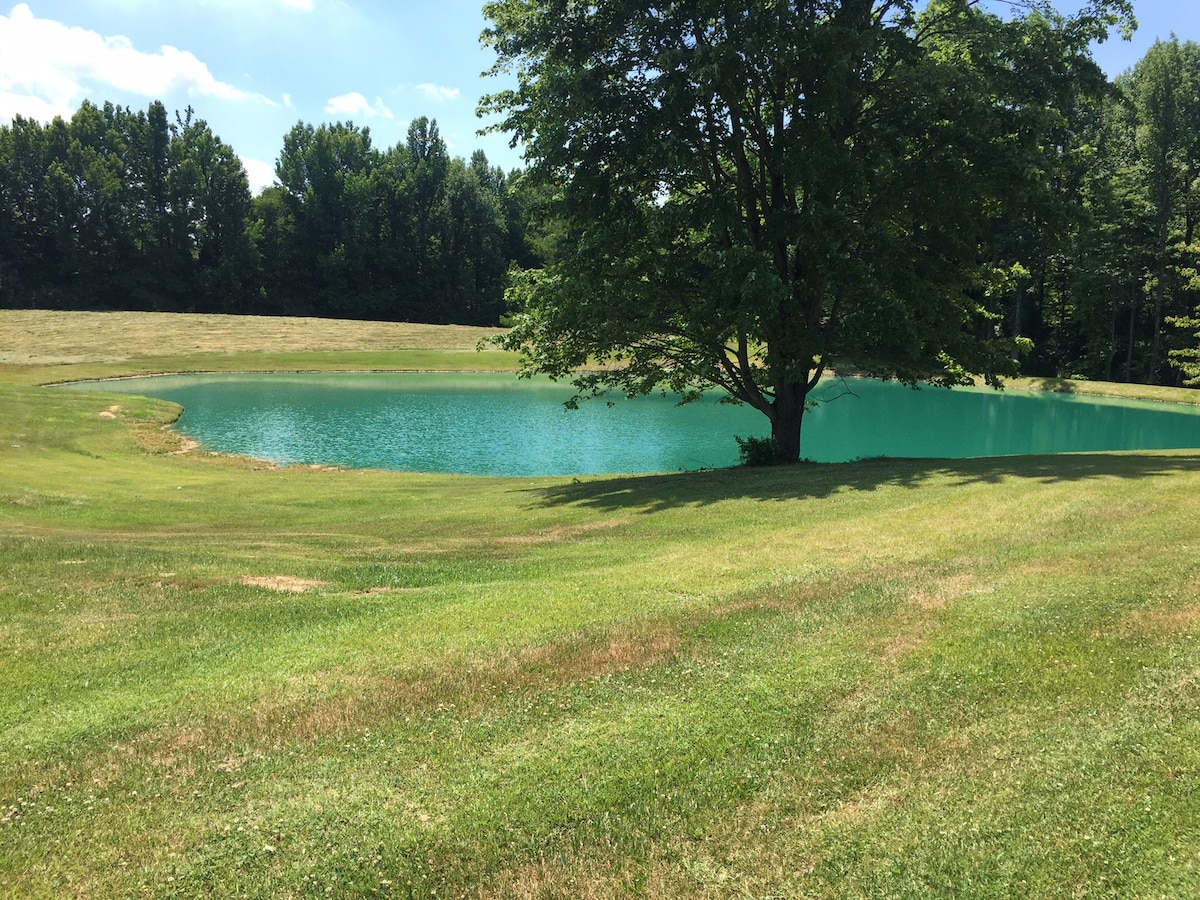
<box><xmin>0</xmin><ymin>88</ymin><xmax>61</xmax><ymax>123</ymax></box>
<box><xmin>324</xmin><ymin>91</ymin><xmax>394</xmax><ymax>120</ymax></box>
<box><xmin>241</xmin><ymin>156</ymin><xmax>277</xmax><ymax>195</ymax></box>
<box><xmin>106</xmin><ymin>0</ymin><xmax>317</xmax><ymax>9</ymax></box>
<box><xmin>0</xmin><ymin>3</ymin><xmax>270</xmax><ymax>123</ymax></box>
<box><xmin>415</xmin><ymin>82</ymin><xmax>461</xmax><ymax>102</ymax></box>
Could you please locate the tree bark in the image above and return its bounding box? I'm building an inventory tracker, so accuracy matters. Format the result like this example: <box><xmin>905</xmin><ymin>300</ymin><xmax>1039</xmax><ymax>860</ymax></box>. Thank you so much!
<box><xmin>771</xmin><ymin>381</ymin><xmax>807</xmax><ymax>463</ymax></box>
<box><xmin>1126</xmin><ymin>286</ymin><xmax>1137</xmax><ymax>382</ymax></box>
<box><xmin>1148</xmin><ymin>277</ymin><xmax>1165</xmax><ymax>384</ymax></box>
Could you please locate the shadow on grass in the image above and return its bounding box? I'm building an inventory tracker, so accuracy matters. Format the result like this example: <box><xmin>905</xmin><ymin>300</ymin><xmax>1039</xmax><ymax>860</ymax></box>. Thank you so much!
<box><xmin>1019</xmin><ymin>377</ymin><xmax>1079</xmax><ymax>394</ymax></box>
<box><xmin>525</xmin><ymin>452</ymin><xmax>1200</xmax><ymax>513</ymax></box>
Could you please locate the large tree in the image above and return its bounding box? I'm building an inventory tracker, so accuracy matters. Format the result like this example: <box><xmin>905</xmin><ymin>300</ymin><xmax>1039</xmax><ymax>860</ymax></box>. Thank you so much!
<box><xmin>481</xmin><ymin>0</ymin><xmax>1134</xmax><ymax>462</ymax></box>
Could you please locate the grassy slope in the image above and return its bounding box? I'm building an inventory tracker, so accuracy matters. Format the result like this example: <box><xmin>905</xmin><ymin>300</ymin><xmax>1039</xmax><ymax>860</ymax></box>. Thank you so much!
<box><xmin>2</xmin><ymin>311</ymin><xmax>1200</xmax><ymax>897</ymax></box>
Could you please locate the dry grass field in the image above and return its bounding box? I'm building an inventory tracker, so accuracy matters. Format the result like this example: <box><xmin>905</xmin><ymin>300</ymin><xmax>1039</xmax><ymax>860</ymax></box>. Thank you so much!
<box><xmin>0</xmin><ymin>309</ymin><xmax>502</xmax><ymax>365</ymax></box>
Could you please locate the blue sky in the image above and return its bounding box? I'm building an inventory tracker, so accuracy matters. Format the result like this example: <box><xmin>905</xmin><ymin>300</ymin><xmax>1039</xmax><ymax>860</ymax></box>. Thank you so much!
<box><xmin>1</xmin><ymin>1</ymin><xmax>1196</xmax><ymax>195</ymax></box>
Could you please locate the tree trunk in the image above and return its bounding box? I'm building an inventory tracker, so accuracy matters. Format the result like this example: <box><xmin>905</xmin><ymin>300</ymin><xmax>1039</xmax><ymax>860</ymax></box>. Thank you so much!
<box><xmin>1106</xmin><ymin>289</ymin><xmax>1117</xmax><ymax>382</ymax></box>
<box><xmin>1126</xmin><ymin>285</ymin><xmax>1137</xmax><ymax>382</ymax></box>
<box><xmin>771</xmin><ymin>382</ymin><xmax>807</xmax><ymax>463</ymax></box>
<box><xmin>1148</xmin><ymin>277</ymin><xmax>1165</xmax><ymax>384</ymax></box>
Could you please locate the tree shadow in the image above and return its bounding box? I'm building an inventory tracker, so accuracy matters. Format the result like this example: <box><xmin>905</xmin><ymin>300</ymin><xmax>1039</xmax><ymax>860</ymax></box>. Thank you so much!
<box><xmin>1018</xmin><ymin>377</ymin><xmax>1079</xmax><ymax>394</ymax></box>
<box><xmin>523</xmin><ymin>452</ymin><xmax>1200</xmax><ymax>514</ymax></box>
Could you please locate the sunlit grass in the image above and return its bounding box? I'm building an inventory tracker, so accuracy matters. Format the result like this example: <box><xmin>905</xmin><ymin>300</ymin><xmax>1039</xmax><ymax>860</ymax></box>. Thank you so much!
<box><xmin>0</xmin><ymin>309</ymin><xmax>504</xmax><ymax>364</ymax></box>
<box><xmin>1004</xmin><ymin>374</ymin><xmax>1200</xmax><ymax>406</ymax></box>
<box><xmin>2</xmin><ymin>311</ymin><xmax>1200</xmax><ymax>896</ymax></box>
<box><xmin>0</xmin><ymin>309</ymin><xmax>519</xmax><ymax>388</ymax></box>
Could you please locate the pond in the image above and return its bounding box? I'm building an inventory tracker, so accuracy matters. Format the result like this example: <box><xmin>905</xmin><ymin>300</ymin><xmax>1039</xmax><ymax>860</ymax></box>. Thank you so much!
<box><xmin>65</xmin><ymin>372</ymin><xmax>1200</xmax><ymax>476</ymax></box>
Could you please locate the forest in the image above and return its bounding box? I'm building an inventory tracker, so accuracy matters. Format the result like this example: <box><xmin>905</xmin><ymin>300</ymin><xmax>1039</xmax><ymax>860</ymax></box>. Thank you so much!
<box><xmin>1</xmin><ymin>33</ymin><xmax>1199</xmax><ymax>385</ymax></box>
<box><xmin>0</xmin><ymin>105</ymin><xmax>536</xmax><ymax>327</ymax></box>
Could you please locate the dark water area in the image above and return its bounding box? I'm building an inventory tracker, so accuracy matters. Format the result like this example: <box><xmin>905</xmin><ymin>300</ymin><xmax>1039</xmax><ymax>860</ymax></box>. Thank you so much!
<box><xmin>65</xmin><ymin>373</ymin><xmax>1200</xmax><ymax>476</ymax></box>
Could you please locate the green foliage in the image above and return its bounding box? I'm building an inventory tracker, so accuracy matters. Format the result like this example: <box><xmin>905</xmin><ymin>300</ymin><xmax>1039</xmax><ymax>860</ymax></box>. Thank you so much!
<box><xmin>734</xmin><ymin>435</ymin><xmax>783</xmax><ymax>468</ymax></box>
<box><xmin>259</xmin><ymin>116</ymin><xmax>528</xmax><ymax>324</ymax></box>
<box><xmin>482</xmin><ymin>0</ymin><xmax>1133</xmax><ymax>460</ymax></box>
<box><xmin>0</xmin><ymin>105</ymin><xmax>537</xmax><ymax>326</ymax></box>
<box><xmin>1065</xmin><ymin>38</ymin><xmax>1200</xmax><ymax>386</ymax></box>
<box><xmin>0</xmin><ymin>101</ymin><xmax>256</xmax><ymax>312</ymax></box>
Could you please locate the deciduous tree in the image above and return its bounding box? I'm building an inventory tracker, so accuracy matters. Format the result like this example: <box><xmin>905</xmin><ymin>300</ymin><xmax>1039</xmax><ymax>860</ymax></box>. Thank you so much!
<box><xmin>482</xmin><ymin>0</ymin><xmax>1134</xmax><ymax>461</ymax></box>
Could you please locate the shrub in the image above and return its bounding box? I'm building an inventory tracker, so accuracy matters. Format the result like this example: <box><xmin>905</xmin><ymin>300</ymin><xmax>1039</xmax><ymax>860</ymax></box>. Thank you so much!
<box><xmin>735</xmin><ymin>435</ymin><xmax>782</xmax><ymax>467</ymax></box>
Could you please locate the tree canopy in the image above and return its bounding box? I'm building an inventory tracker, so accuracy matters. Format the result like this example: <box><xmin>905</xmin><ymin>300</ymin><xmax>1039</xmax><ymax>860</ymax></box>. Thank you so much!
<box><xmin>482</xmin><ymin>0</ymin><xmax>1136</xmax><ymax>461</ymax></box>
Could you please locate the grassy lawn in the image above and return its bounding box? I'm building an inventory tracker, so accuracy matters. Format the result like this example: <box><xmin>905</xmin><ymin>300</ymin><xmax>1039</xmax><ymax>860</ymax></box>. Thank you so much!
<box><xmin>3</xmin><ymin>310</ymin><xmax>1200</xmax><ymax>897</ymax></box>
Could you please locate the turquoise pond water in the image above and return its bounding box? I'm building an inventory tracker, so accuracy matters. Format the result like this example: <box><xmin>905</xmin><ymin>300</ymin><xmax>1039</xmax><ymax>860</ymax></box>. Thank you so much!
<box><xmin>64</xmin><ymin>372</ymin><xmax>1200</xmax><ymax>476</ymax></box>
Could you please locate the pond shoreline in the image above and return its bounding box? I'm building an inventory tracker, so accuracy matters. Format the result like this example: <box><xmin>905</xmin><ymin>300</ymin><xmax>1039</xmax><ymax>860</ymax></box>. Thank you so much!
<box><xmin>62</xmin><ymin>371</ymin><xmax>1200</xmax><ymax>476</ymax></box>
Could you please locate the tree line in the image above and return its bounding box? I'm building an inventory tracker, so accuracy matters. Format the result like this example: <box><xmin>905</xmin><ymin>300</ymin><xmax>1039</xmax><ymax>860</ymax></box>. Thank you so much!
<box><xmin>1081</xmin><ymin>37</ymin><xmax>1200</xmax><ymax>386</ymax></box>
<box><xmin>0</xmin><ymin>101</ymin><xmax>535</xmax><ymax>325</ymax></box>
<box><xmin>1009</xmin><ymin>34</ymin><xmax>1200</xmax><ymax>387</ymax></box>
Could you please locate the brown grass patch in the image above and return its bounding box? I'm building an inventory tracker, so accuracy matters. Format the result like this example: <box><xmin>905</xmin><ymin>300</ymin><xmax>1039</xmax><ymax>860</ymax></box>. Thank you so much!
<box><xmin>130</xmin><ymin>421</ymin><xmax>193</xmax><ymax>455</ymax></box>
<box><xmin>715</xmin><ymin>569</ymin><xmax>875</xmax><ymax>619</ymax></box>
<box><xmin>98</xmin><ymin>404</ymin><xmax>122</xmax><ymax>419</ymax></box>
<box><xmin>818</xmin><ymin>783</ymin><xmax>904</xmax><ymax>828</ymax></box>
<box><xmin>906</xmin><ymin>573</ymin><xmax>988</xmax><ymax>610</ymax></box>
<box><xmin>240</xmin><ymin>575</ymin><xmax>328</xmax><ymax>593</ymax></box>
<box><xmin>480</xmin><ymin>850</ymin><xmax>688</xmax><ymax>900</ymax></box>
<box><xmin>148</xmin><ymin>727</ymin><xmax>208</xmax><ymax>769</ymax></box>
<box><xmin>1105</xmin><ymin>600</ymin><xmax>1200</xmax><ymax>639</ymax></box>
<box><xmin>0</xmin><ymin>624</ymin><xmax>687</xmax><ymax>796</ymax></box>
<box><xmin>56</xmin><ymin>609</ymin><xmax>140</xmax><ymax>649</ymax></box>
<box><xmin>874</xmin><ymin>627</ymin><xmax>928</xmax><ymax>666</ymax></box>
<box><xmin>497</xmin><ymin>518</ymin><xmax>627</xmax><ymax>546</ymax></box>
<box><xmin>517</xmin><ymin>629</ymin><xmax>681</xmax><ymax>679</ymax></box>
<box><xmin>242</xmin><ymin>626</ymin><xmax>683</xmax><ymax>746</ymax></box>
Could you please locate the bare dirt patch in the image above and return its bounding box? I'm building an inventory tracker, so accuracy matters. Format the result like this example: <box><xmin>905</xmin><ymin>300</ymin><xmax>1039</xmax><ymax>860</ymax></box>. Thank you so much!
<box><xmin>240</xmin><ymin>575</ymin><xmax>328</xmax><ymax>593</ymax></box>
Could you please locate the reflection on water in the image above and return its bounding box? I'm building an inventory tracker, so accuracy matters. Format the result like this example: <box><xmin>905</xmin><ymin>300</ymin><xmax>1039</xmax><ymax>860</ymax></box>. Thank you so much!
<box><xmin>64</xmin><ymin>373</ymin><xmax>1200</xmax><ymax>476</ymax></box>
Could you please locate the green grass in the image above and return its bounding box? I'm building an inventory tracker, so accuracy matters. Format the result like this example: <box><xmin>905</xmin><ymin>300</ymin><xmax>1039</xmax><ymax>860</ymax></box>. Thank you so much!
<box><xmin>3</xmin><ymin>311</ymin><xmax>1200</xmax><ymax>897</ymax></box>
